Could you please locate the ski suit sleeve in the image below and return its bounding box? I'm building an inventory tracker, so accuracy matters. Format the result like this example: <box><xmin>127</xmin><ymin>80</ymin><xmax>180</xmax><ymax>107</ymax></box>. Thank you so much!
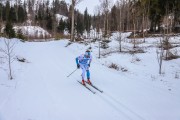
<box><xmin>76</xmin><ymin>57</ymin><xmax>79</xmax><ymax>65</ymax></box>
<box><xmin>76</xmin><ymin>55</ymin><xmax>83</xmax><ymax>64</ymax></box>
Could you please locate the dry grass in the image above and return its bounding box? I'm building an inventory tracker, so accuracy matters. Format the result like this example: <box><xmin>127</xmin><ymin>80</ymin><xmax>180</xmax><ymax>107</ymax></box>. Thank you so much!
<box><xmin>109</xmin><ymin>63</ymin><xmax>119</xmax><ymax>70</ymax></box>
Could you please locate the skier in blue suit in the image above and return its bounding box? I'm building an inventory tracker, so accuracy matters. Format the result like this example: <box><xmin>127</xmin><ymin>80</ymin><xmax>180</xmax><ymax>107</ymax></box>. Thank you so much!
<box><xmin>76</xmin><ymin>50</ymin><xmax>92</xmax><ymax>85</ymax></box>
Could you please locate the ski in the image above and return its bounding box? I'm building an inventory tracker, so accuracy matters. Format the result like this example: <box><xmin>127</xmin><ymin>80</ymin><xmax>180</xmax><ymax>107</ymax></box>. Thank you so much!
<box><xmin>85</xmin><ymin>81</ymin><xmax>103</xmax><ymax>93</ymax></box>
<box><xmin>77</xmin><ymin>81</ymin><xmax>96</xmax><ymax>94</ymax></box>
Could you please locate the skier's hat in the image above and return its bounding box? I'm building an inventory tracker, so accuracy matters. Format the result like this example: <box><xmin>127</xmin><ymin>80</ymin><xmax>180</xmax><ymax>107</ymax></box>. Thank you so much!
<box><xmin>85</xmin><ymin>50</ymin><xmax>91</xmax><ymax>56</ymax></box>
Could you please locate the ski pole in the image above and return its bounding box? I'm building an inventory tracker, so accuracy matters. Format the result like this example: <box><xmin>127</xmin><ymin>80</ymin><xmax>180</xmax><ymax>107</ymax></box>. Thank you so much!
<box><xmin>67</xmin><ymin>68</ymin><xmax>78</xmax><ymax>77</ymax></box>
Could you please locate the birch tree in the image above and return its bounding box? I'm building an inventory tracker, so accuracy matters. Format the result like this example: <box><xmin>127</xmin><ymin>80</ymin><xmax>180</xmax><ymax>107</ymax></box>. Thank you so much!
<box><xmin>0</xmin><ymin>38</ymin><xmax>16</xmax><ymax>80</ymax></box>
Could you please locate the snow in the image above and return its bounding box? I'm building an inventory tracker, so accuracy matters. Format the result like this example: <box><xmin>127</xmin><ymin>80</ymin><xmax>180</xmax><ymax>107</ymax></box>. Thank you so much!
<box><xmin>0</xmin><ymin>33</ymin><xmax>180</xmax><ymax>120</ymax></box>
<box><xmin>55</xmin><ymin>14</ymin><xmax>68</xmax><ymax>22</ymax></box>
<box><xmin>1</xmin><ymin>26</ymin><xmax>51</xmax><ymax>38</ymax></box>
<box><xmin>14</xmin><ymin>26</ymin><xmax>51</xmax><ymax>38</ymax></box>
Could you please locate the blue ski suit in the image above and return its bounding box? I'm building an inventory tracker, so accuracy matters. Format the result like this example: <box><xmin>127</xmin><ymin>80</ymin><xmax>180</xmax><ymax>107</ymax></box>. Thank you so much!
<box><xmin>76</xmin><ymin>53</ymin><xmax>92</xmax><ymax>80</ymax></box>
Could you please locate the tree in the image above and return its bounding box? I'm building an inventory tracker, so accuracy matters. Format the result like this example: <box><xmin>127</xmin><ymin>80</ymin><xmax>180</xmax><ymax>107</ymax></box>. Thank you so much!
<box><xmin>4</xmin><ymin>22</ymin><xmax>16</xmax><ymax>38</ymax></box>
<box><xmin>57</xmin><ymin>18</ymin><xmax>65</xmax><ymax>33</ymax></box>
<box><xmin>9</xmin><ymin>7</ymin><xmax>17</xmax><ymax>22</ymax></box>
<box><xmin>76</xmin><ymin>12</ymin><xmax>84</xmax><ymax>35</ymax></box>
<box><xmin>110</xmin><ymin>5</ymin><xmax>118</xmax><ymax>32</ymax></box>
<box><xmin>0</xmin><ymin>38</ymin><xmax>16</xmax><ymax>80</ymax></box>
<box><xmin>18</xmin><ymin>5</ymin><xmax>27</xmax><ymax>23</ymax></box>
<box><xmin>84</xmin><ymin>8</ymin><xmax>90</xmax><ymax>32</ymax></box>
<box><xmin>99</xmin><ymin>0</ymin><xmax>112</xmax><ymax>37</ymax></box>
<box><xmin>70</xmin><ymin>0</ymin><xmax>83</xmax><ymax>41</ymax></box>
<box><xmin>173</xmin><ymin>0</ymin><xmax>180</xmax><ymax>32</ymax></box>
<box><xmin>59</xmin><ymin>0</ymin><xmax>68</xmax><ymax>16</ymax></box>
<box><xmin>66</xmin><ymin>18</ymin><xmax>72</xmax><ymax>34</ymax></box>
<box><xmin>5</xmin><ymin>1</ymin><xmax>10</xmax><ymax>21</ymax></box>
<box><xmin>0</xmin><ymin>2</ymin><xmax>2</xmax><ymax>22</ymax></box>
<box><xmin>46</xmin><ymin>13</ymin><xmax>53</xmax><ymax>31</ymax></box>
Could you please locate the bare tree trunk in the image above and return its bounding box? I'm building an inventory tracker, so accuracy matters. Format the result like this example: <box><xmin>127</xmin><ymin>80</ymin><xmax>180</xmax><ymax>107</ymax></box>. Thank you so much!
<box><xmin>133</xmin><ymin>10</ymin><xmax>136</xmax><ymax>48</ymax></box>
<box><xmin>0</xmin><ymin>0</ymin><xmax>3</xmax><ymax>33</ymax></box>
<box><xmin>119</xmin><ymin>1</ymin><xmax>122</xmax><ymax>31</ymax></box>
<box><xmin>145</xmin><ymin>0</ymin><xmax>150</xmax><ymax>38</ymax></box>
<box><xmin>98</xmin><ymin>40</ymin><xmax>101</xmax><ymax>59</ymax></box>
<box><xmin>8</xmin><ymin>51</ymin><xmax>12</xmax><ymax>79</ymax></box>
<box><xmin>104</xmin><ymin>12</ymin><xmax>108</xmax><ymax>37</ymax></box>
<box><xmin>142</xmin><ymin>13</ymin><xmax>145</xmax><ymax>42</ymax></box>
<box><xmin>1</xmin><ymin>38</ymin><xmax>15</xmax><ymax>80</ymax></box>
<box><xmin>127</xmin><ymin>2</ymin><xmax>129</xmax><ymax>31</ymax></box>
<box><xmin>166</xmin><ymin>2</ymin><xmax>169</xmax><ymax>34</ymax></box>
<box><xmin>53</xmin><ymin>15</ymin><xmax>56</xmax><ymax>40</ymax></box>
<box><xmin>70</xmin><ymin>0</ymin><xmax>75</xmax><ymax>41</ymax></box>
<box><xmin>15</xmin><ymin>0</ymin><xmax>18</xmax><ymax>22</ymax></box>
<box><xmin>119</xmin><ymin>32</ymin><xmax>122</xmax><ymax>52</ymax></box>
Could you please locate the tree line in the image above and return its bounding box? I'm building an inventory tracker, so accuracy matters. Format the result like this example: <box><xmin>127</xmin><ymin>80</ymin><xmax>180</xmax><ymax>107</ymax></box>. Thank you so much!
<box><xmin>0</xmin><ymin>0</ymin><xmax>180</xmax><ymax>40</ymax></box>
<box><xmin>94</xmin><ymin>0</ymin><xmax>180</xmax><ymax>38</ymax></box>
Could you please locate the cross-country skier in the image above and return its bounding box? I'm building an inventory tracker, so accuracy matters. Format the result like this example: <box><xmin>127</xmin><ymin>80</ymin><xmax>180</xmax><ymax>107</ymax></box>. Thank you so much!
<box><xmin>76</xmin><ymin>50</ymin><xmax>92</xmax><ymax>85</ymax></box>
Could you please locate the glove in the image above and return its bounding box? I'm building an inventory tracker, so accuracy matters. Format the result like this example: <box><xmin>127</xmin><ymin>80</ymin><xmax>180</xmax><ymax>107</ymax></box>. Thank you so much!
<box><xmin>88</xmin><ymin>64</ymin><xmax>90</xmax><ymax>67</ymax></box>
<box><xmin>77</xmin><ymin>64</ymin><xmax>80</xmax><ymax>69</ymax></box>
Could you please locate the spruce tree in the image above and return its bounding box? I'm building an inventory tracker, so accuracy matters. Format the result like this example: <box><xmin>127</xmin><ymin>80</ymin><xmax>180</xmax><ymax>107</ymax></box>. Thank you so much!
<box><xmin>0</xmin><ymin>3</ymin><xmax>2</xmax><ymax>21</ymax></box>
<box><xmin>4</xmin><ymin>22</ymin><xmax>16</xmax><ymax>38</ymax></box>
<box><xmin>9</xmin><ymin>7</ymin><xmax>17</xmax><ymax>22</ymax></box>
<box><xmin>5</xmin><ymin>1</ymin><xmax>10</xmax><ymax>21</ymax></box>
<box><xmin>57</xmin><ymin>18</ymin><xmax>65</xmax><ymax>33</ymax></box>
<box><xmin>46</xmin><ymin>13</ymin><xmax>53</xmax><ymax>31</ymax></box>
<box><xmin>76</xmin><ymin>13</ymin><xmax>84</xmax><ymax>35</ymax></box>
<box><xmin>18</xmin><ymin>5</ymin><xmax>27</xmax><ymax>23</ymax></box>
<box><xmin>84</xmin><ymin>8</ymin><xmax>89</xmax><ymax>32</ymax></box>
<box><xmin>110</xmin><ymin>5</ymin><xmax>118</xmax><ymax>31</ymax></box>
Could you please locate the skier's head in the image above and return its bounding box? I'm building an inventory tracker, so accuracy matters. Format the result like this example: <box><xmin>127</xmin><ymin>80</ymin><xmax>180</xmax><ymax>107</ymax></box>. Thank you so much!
<box><xmin>85</xmin><ymin>50</ymin><xmax>90</xmax><ymax>58</ymax></box>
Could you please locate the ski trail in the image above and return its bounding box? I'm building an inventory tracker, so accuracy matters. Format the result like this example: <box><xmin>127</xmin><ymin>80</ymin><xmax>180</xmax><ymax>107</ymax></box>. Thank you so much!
<box><xmin>33</xmin><ymin>63</ymin><xmax>65</xmax><ymax>118</ymax></box>
<box><xmin>97</xmin><ymin>92</ymin><xmax>146</xmax><ymax>120</ymax></box>
<box><xmin>84</xmin><ymin>83</ymin><xmax>145</xmax><ymax>120</ymax></box>
<box><xmin>103</xmin><ymin>92</ymin><xmax>146</xmax><ymax>120</ymax></box>
<box><xmin>96</xmin><ymin>93</ymin><xmax>133</xmax><ymax>120</ymax></box>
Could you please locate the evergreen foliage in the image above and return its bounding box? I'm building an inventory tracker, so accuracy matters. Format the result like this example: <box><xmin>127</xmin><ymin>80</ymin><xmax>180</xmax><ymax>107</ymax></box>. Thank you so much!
<box><xmin>57</xmin><ymin>18</ymin><xmax>66</xmax><ymax>33</ymax></box>
<box><xmin>0</xmin><ymin>0</ymin><xmax>180</xmax><ymax>39</ymax></box>
<box><xmin>4</xmin><ymin>22</ymin><xmax>16</xmax><ymax>38</ymax></box>
<box><xmin>76</xmin><ymin>13</ymin><xmax>84</xmax><ymax>35</ymax></box>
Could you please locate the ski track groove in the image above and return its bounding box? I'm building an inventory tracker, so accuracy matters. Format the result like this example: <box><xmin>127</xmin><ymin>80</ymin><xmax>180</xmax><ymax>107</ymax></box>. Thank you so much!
<box><xmin>83</xmin><ymin>84</ymin><xmax>145</xmax><ymax>120</ymax></box>
<box><xmin>85</xmin><ymin>83</ymin><xmax>146</xmax><ymax>120</ymax></box>
<box><xmin>33</xmin><ymin>60</ymin><xmax>64</xmax><ymax>117</ymax></box>
<box><xmin>102</xmin><ymin>92</ymin><xmax>146</xmax><ymax>120</ymax></box>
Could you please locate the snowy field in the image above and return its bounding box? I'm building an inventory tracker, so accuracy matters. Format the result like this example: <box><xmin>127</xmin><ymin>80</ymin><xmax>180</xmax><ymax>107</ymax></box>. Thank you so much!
<box><xmin>0</xmin><ymin>33</ymin><xmax>180</xmax><ymax>120</ymax></box>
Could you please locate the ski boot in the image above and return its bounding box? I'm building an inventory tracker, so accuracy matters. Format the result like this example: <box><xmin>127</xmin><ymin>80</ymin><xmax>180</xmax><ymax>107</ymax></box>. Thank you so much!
<box><xmin>82</xmin><ymin>80</ymin><xmax>85</xmax><ymax>86</ymax></box>
<box><xmin>87</xmin><ymin>79</ymin><xmax>92</xmax><ymax>85</ymax></box>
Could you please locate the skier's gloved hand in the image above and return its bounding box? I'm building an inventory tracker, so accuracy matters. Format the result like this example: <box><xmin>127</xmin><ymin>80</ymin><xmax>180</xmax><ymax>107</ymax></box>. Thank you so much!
<box><xmin>77</xmin><ymin>64</ymin><xmax>80</xmax><ymax>69</ymax></box>
<box><xmin>88</xmin><ymin>64</ymin><xmax>90</xmax><ymax>67</ymax></box>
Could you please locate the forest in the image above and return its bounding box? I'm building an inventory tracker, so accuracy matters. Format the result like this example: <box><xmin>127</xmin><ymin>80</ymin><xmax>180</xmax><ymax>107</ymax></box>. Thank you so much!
<box><xmin>0</xmin><ymin>0</ymin><xmax>180</xmax><ymax>40</ymax></box>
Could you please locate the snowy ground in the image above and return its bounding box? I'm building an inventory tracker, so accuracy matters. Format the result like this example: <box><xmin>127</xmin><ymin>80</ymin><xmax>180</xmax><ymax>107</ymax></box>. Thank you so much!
<box><xmin>0</xmin><ymin>33</ymin><xmax>180</xmax><ymax>120</ymax></box>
